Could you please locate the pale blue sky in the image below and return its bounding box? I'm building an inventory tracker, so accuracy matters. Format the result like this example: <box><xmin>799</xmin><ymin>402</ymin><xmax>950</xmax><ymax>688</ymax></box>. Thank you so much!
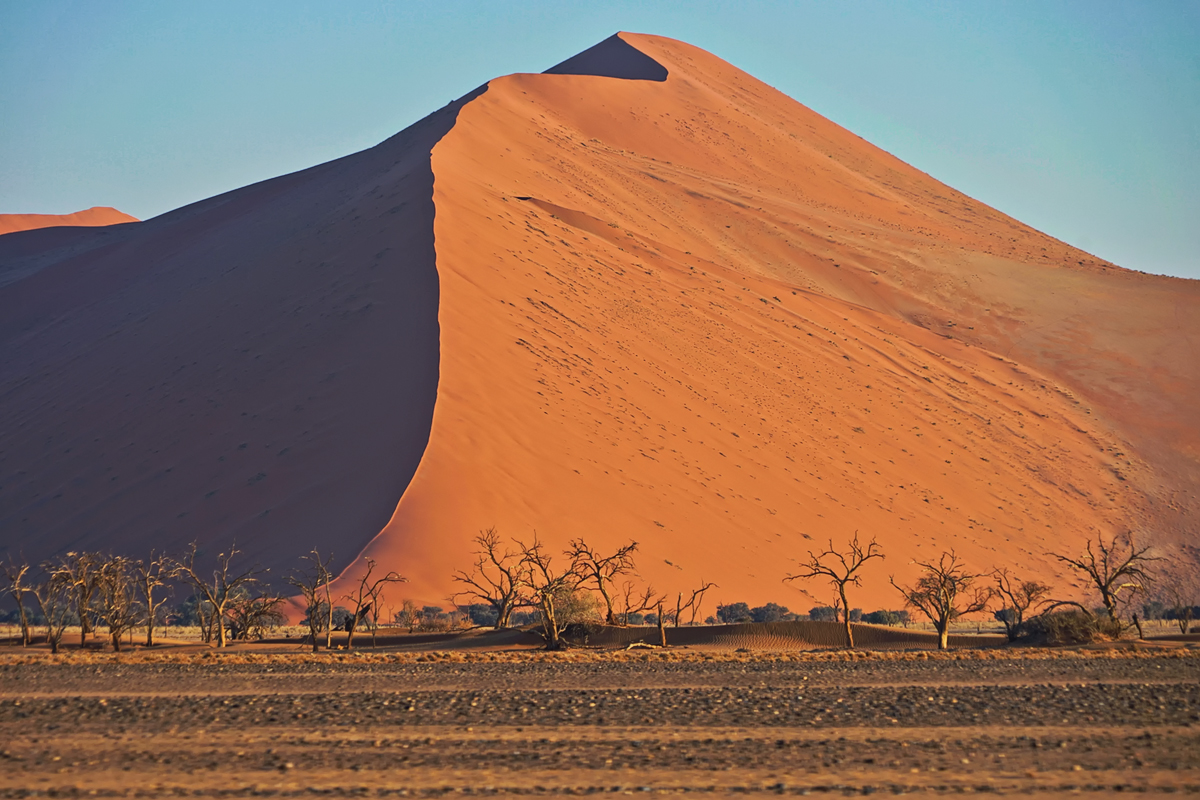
<box><xmin>1</xmin><ymin>1</ymin><xmax>1196</xmax><ymax>278</ymax></box>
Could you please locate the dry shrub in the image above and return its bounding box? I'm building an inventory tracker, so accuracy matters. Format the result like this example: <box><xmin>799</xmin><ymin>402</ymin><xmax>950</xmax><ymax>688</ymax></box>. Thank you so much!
<box><xmin>1019</xmin><ymin>611</ymin><xmax>1124</xmax><ymax>645</ymax></box>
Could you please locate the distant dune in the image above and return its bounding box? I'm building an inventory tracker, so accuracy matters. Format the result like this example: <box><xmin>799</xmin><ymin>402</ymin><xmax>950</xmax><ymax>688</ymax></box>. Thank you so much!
<box><xmin>0</xmin><ymin>206</ymin><xmax>137</xmax><ymax>236</ymax></box>
<box><xmin>1</xmin><ymin>33</ymin><xmax>1196</xmax><ymax>613</ymax></box>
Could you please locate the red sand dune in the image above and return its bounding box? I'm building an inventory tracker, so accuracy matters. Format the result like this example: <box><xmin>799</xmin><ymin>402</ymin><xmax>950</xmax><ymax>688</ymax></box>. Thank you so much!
<box><xmin>1</xmin><ymin>33</ymin><xmax>1196</xmax><ymax>614</ymax></box>
<box><xmin>0</xmin><ymin>206</ymin><xmax>137</xmax><ymax>236</ymax></box>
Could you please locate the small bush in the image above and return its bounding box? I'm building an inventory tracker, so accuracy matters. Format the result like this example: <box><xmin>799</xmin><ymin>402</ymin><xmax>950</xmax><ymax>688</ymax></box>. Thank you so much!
<box><xmin>460</xmin><ymin>603</ymin><xmax>499</xmax><ymax>627</ymax></box>
<box><xmin>1017</xmin><ymin>611</ymin><xmax>1124</xmax><ymax>645</ymax></box>
<box><xmin>750</xmin><ymin>603</ymin><xmax>790</xmax><ymax>623</ymax></box>
<box><xmin>863</xmin><ymin>609</ymin><xmax>902</xmax><ymax>626</ymax></box>
<box><xmin>809</xmin><ymin>606</ymin><xmax>838</xmax><ymax>622</ymax></box>
<box><xmin>717</xmin><ymin>602</ymin><xmax>752</xmax><ymax>623</ymax></box>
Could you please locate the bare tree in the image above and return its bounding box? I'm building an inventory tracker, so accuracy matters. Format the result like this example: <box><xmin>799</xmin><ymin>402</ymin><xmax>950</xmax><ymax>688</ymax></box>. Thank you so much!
<box><xmin>452</xmin><ymin>528</ymin><xmax>529</xmax><ymax>628</ymax></box>
<box><xmin>288</xmin><ymin>551</ymin><xmax>334</xmax><ymax>653</ymax></box>
<box><xmin>785</xmin><ymin>532</ymin><xmax>884</xmax><ymax>649</ymax></box>
<box><xmin>227</xmin><ymin>592</ymin><xmax>286</xmax><ymax>640</ymax></box>
<box><xmin>364</xmin><ymin>568</ymin><xmax>404</xmax><ymax>648</ymax></box>
<box><xmin>516</xmin><ymin>535</ymin><xmax>580</xmax><ymax>650</ymax></box>
<box><xmin>1162</xmin><ymin>567</ymin><xmax>1198</xmax><ymax>635</ymax></box>
<box><xmin>672</xmin><ymin>581</ymin><xmax>718</xmax><ymax>628</ymax></box>
<box><xmin>133</xmin><ymin>552</ymin><xmax>172</xmax><ymax>647</ymax></box>
<box><xmin>2</xmin><ymin>556</ymin><xmax>34</xmax><ymax>646</ymax></box>
<box><xmin>94</xmin><ymin>555</ymin><xmax>141</xmax><ymax>652</ymax></box>
<box><xmin>172</xmin><ymin>542</ymin><xmax>264</xmax><ymax>648</ymax></box>
<box><xmin>615</xmin><ymin>580</ymin><xmax>659</xmax><ymax>626</ymax></box>
<box><xmin>59</xmin><ymin>552</ymin><xmax>102</xmax><ymax>647</ymax></box>
<box><xmin>1050</xmin><ymin>531</ymin><xmax>1160</xmax><ymax>623</ymax></box>
<box><xmin>32</xmin><ymin>565</ymin><xmax>75</xmax><ymax>654</ymax></box>
<box><xmin>890</xmin><ymin>551</ymin><xmax>991</xmax><ymax>651</ymax></box>
<box><xmin>992</xmin><ymin>568</ymin><xmax>1052</xmax><ymax>641</ymax></box>
<box><xmin>342</xmin><ymin>558</ymin><xmax>405</xmax><ymax>649</ymax></box>
<box><xmin>568</xmin><ymin>538</ymin><xmax>639</xmax><ymax>625</ymax></box>
<box><xmin>395</xmin><ymin>599</ymin><xmax>421</xmax><ymax>633</ymax></box>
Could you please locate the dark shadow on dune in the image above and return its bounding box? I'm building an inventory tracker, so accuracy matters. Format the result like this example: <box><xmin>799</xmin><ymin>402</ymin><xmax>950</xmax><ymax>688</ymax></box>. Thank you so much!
<box><xmin>0</xmin><ymin>86</ymin><xmax>487</xmax><ymax>578</ymax></box>
<box><xmin>544</xmin><ymin>33</ymin><xmax>668</xmax><ymax>82</ymax></box>
<box><xmin>565</xmin><ymin>621</ymin><xmax>1007</xmax><ymax>650</ymax></box>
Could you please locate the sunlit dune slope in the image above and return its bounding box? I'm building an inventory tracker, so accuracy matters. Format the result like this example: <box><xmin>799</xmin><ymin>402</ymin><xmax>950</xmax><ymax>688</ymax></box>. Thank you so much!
<box><xmin>2</xmin><ymin>33</ymin><xmax>1196</xmax><ymax>612</ymax></box>
<box><xmin>341</xmin><ymin>33</ymin><xmax>1199</xmax><ymax>610</ymax></box>
<box><xmin>0</xmin><ymin>206</ymin><xmax>138</xmax><ymax>236</ymax></box>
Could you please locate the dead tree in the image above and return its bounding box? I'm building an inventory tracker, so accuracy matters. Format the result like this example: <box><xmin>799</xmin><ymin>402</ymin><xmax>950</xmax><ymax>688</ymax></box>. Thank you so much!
<box><xmin>1050</xmin><ymin>531</ymin><xmax>1160</xmax><ymax>623</ymax></box>
<box><xmin>568</xmin><ymin>538</ymin><xmax>638</xmax><ymax>625</ymax></box>
<box><xmin>227</xmin><ymin>592</ymin><xmax>286</xmax><ymax>640</ymax></box>
<box><xmin>288</xmin><ymin>551</ymin><xmax>334</xmax><ymax>652</ymax></box>
<box><xmin>95</xmin><ymin>555</ymin><xmax>141</xmax><ymax>652</ymax></box>
<box><xmin>890</xmin><ymin>551</ymin><xmax>991</xmax><ymax>651</ymax></box>
<box><xmin>364</xmin><ymin>568</ymin><xmax>404</xmax><ymax>648</ymax></box>
<box><xmin>343</xmin><ymin>558</ymin><xmax>405</xmax><ymax>649</ymax></box>
<box><xmin>672</xmin><ymin>581</ymin><xmax>718</xmax><ymax>627</ymax></box>
<box><xmin>59</xmin><ymin>552</ymin><xmax>102</xmax><ymax>647</ymax></box>
<box><xmin>516</xmin><ymin>535</ymin><xmax>580</xmax><ymax>650</ymax></box>
<box><xmin>133</xmin><ymin>552</ymin><xmax>172</xmax><ymax>647</ymax></box>
<box><xmin>2</xmin><ymin>556</ymin><xmax>34</xmax><ymax>646</ymax></box>
<box><xmin>992</xmin><ymin>567</ymin><xmax>1052</xmax><ymax>641</ymax></box>
<box><xmin>615</xmin><ymin>580</ymin><xmax>659</xmax><ymax>626</ymax></box>
<box><xmin>1162</xmin><ymin>568</ymin><xmax>1198</xmax><ymax>635</ymax></box>
<box><xmin>32</xmin><ymin>565</ymin><xmax>75</xmax><ymax>654</ymax></box>
<box><xmin>785</xmin><ymin>532</ymin><xmax>884</xmax><ymax>649</ymax></box>
<box><xmin>452</xmin><ymin>528</ymin><xmax>529</xmax><ymax>628</ymax></box>
<box><xmin>172</xmin><ymin>542</ymin><xmax>264</xmax><ymax>648</ymax></box>
<box><xmin>656</xmin><ymin>600</ymin><xmax>667</xmax><ymax>646</ymax></box>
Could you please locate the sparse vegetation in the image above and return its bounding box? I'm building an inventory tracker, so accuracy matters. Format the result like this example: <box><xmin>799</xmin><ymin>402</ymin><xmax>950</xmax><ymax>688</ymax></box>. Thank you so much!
<box><xmin>992</xmin><ymin>568</ymin><xmax>1052</xmax><ymax>642</ymax></box>
<box><xmin>1049</xmin><ymin>531</ymin><xmax>1160</xmax><ymax>625</ymax></box>
<box><xmin>891</xmin><ymin>551</ymin><xmax>992</xmax><ymax>650</ymax></box>
<box><xmin>785</xmin><ymin>532</ymin><xmax>885</xmax><ymax>649</ymax></box>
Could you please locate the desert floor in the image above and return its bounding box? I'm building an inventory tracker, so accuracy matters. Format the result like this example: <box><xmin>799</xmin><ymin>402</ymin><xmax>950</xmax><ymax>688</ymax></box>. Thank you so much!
<box><xmin>1</xmin><ymin>647</ymin><xmax>1197</xmax><ymax>798</ymax></box>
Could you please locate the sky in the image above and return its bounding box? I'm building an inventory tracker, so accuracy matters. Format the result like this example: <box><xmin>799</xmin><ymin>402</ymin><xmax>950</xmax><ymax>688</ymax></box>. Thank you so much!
<box><xmin>1</xmin><ymin>1</ymin><xmax>1197</xmax><ymax>279</ymax></box>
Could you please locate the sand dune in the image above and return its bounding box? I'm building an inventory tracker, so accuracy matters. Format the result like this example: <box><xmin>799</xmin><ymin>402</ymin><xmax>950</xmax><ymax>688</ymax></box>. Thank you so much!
<box><xmin>1</xmin><ymin>33</ymin><xmax>1196</xmax><ymax>612</ymax></box>
<box><xmin>0</xmin><ymin>206</ymin><xmax>137</xmax><ymax>236</ymax></box>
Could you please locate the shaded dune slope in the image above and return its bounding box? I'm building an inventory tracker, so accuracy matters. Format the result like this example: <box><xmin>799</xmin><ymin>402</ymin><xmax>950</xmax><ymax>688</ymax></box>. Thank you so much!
<box><xmin>0</xmin><ymin>88</ymin><xmax>484</xmax><ymax>570</ymax></box>
<box><xmin>0</xmin><ymin>206</ymin><xmax>138</xmax><ymax>237</ymax></box>
<box><xmin>339</xmin><ymin>33</ymin><xmax>1199</xmax><ymax>609</ymax></box>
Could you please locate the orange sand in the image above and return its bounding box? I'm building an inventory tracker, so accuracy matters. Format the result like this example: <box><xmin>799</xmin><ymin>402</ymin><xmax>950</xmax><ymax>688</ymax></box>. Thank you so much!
<box><xmin>1</xmin><ymin>34</ymin><xmax>1196</xmax><ymax>614</ymax></box>
<box><xmin>0</xmin><ymin>206</ymin><xmax>137</xmax><ymax>236</ymax></box>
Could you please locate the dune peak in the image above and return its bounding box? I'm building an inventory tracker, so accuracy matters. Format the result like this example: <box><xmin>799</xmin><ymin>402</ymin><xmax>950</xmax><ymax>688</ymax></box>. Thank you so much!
<box><xmin>544</xmin><ymin>33</ymin><xmax>668</xmax><ymax>82</ymax></box>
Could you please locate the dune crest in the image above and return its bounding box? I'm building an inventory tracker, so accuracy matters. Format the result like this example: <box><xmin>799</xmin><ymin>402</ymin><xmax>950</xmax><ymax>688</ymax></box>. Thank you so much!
<box><xmin>2</xmin><ymin>33</ymin><xmax>1196</xmax><ymax>613</ymax></box>
<box><xmin>0</xmin><ymin>206</ymin><xmax>138</xmax><ymax>236</ymax></box>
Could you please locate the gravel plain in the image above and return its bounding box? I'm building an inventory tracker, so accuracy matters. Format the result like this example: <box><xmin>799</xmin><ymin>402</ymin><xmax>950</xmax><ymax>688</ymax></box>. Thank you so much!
<box><xmin>1</xmin><ymin>650</ymin><xmax>1197</xmax><ymax>797</ymax></box>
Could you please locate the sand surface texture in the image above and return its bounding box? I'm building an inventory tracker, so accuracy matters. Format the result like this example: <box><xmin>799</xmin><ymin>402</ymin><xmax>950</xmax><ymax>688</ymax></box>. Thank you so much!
<box><xmin>1</xmin><ymin>652</ymin><xmax>1197</xmax><ymax>797</ymax></box>
<box><xmin>1</xmin><ymin>33</ymin><xmax>1197</xmax><ymax>606</ymax></box>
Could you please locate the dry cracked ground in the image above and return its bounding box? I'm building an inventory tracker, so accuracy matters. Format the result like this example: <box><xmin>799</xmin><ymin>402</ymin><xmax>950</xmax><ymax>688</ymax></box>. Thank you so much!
<box><xmin>1</xmin><ymin>651</ymin><xmax>1198</xmax><ymax>798</ymax></box>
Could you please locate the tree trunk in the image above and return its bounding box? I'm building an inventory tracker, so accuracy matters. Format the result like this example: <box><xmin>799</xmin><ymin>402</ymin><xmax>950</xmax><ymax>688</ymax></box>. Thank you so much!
<box><xmin>112</xmin><ymin>631</ymin><xmax>123</xmax><ymax>652</ymax></box>
<box><xmin>657</xmin><ymin>602</ymin><xmax>667</xmax><ymax>647</ymax></box>
<box><xmin>16</xmin><ymin>605</ymin><xmax>30</xmax><ymax>647</ymax></box>
<box><xmin>325</xmin><ymin>591</ymin><xmax>334</xmax><ymax>650</ymax></box>
<box><xmin>937</xmin><ymin>624</ymin><xmax>949</xmax><ymax>651</ymax></box>
<box><xmin>215</xmin><ymin>615</ymin><xmax>227</xmax><ymax>648</ymax></box>
<box><xmin>543</xmin><ymin>598</ymin><xmax>560</xmax><ymax>650</ymax></box>
<box><xmin>599</xmin><ymin>584</ymin><xmax>616</xmax><ymax>626</ymax></box>
<box><xmin>839</xmin><ymin>585</ymin><xmax>854</xmax><ymax>649</ymax></box>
